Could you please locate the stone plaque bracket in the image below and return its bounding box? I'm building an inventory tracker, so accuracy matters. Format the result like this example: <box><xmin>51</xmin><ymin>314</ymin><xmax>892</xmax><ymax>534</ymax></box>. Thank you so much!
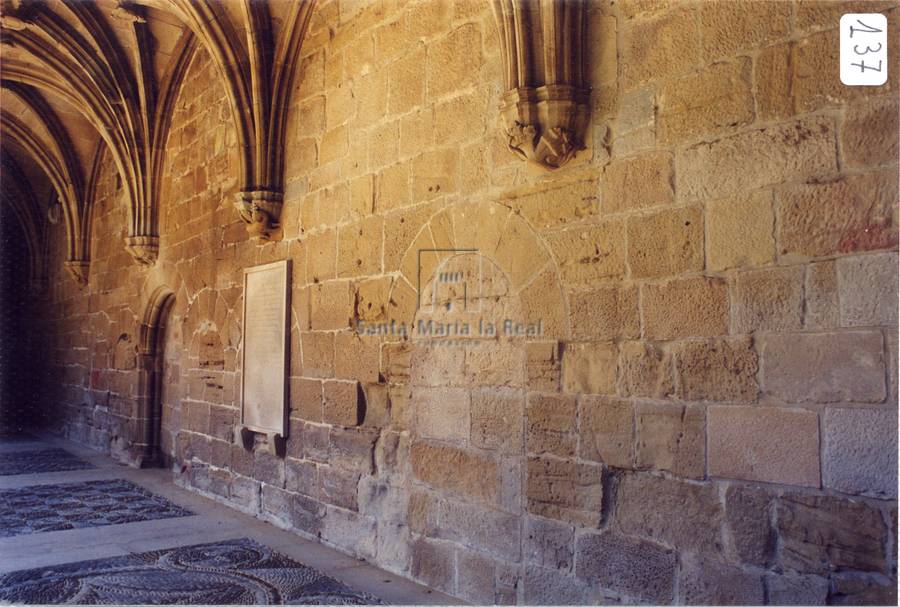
<box><xmin>235</xmin><ymin>426</ymin><xmax>286</xmax><ymax>457</ymax></box>
<box><xmin>238</xmin><ymin>259</ymin><xmax>291</xmax><ymax>454</ymax></box>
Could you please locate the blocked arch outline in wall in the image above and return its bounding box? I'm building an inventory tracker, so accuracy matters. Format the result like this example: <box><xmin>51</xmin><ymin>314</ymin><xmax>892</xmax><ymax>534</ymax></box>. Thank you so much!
<box><xmin>135</xmin><ymin>285</ymin><xmax>176</xmax><ymax>468</ymax></box>
<box><xmin>387</xmin><ymin>200</ymin><xmax>570</xmax><ymax>341</ymax></box>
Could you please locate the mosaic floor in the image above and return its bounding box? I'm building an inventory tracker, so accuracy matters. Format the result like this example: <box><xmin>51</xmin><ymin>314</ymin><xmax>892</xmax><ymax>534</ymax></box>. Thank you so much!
<box><xmin>0</xmin><ymin>448</ymin><xmax>94</xmax><ymax>476</ymax></box>
<box><xmin>0</xmin><ymin>479</ymin><xmax>194</xmax><ymax>537</ymax></box>
<box><xmin>0</xmin><ymin>537</ymin><xmax>384</xmax><ymax>604</ymax></box>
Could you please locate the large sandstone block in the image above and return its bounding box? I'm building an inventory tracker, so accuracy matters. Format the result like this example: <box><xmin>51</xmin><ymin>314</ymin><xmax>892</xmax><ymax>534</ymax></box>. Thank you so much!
<box><xmin>525</xmin><ymin>341</ymin><xmax>561</xmax><ymax>392</ymax></box>
<box><xmin>526</xmin><ymin>393</ymin><xmax>577</xmax><ymax>457</ymax></box>
<box><xmin>626</xmin><ymin>206</ymin><xmax>704</xmax><ymax>279</ymax></box>
<box><xmin>414</xmin><ymin>386</ymin><xmax>469</xmax><ymax>442</ymax></box>
<box><xmin>755</xmin><ymin>43</ymin><xmax>792</xmax><ymax>121</ymax></box>
<box><xmin>674</xmin><ymin>337</ymin><xmax>759</xmax><ymax>402</ymax></box>
<box><xmin>615</xmin><ymin>472</ymin><xmax>722</xmax><ymax>552</ymax></box>
<box><xmin>568</xmin><ymin>285</ymin><xmax>639</xmax><ymax>341</ymax></box>
<box><xmin>677</xmin><ymin>116</ymin><xmax>837</xmax><ymax>201</ymax></box>
<box><xmin>724</xmin><ymin>484</ymin><xmax>776</xmax><ymax>567</ymax></box>
<box><xmin>642</xmin><ymin>276</ymin><xmax>729</xmax><ymax>340</ymax></box>
<box><xmin>706</xmin><ymin>190</ymin><xmax>775</xmax><ymax>272</ymax></box>
<box><xmin>765</xmin><ymin>573</ymin><xmax>829</xmax><ymax>606</ymax></box>
<box><xmin>545</xmin><ymin>221</ymin><xmax>627</xmax><ymax>286</ymax></box>
<box><xmin>620</xmin><ymin>6</ymin><xmax>699</xmax><ymax>88</ymax></box>
<box><xmin>761</xmin><ymin>332</ymin><xmax>885</xmax><ymax>403</ymax></box>
<box><xmin>837</xmin><ymin>253</ymin><xmax>899</xmax><ymax>328</ymax></box>
<box><xmin>578</xmin><ymin>396</ymin><xmax>634</xmax><ymax>469</ymax></box>
<box><xmin>602</xmin><ymin>151</ymin><xmax>674</xmax><ymax>213</ymax></box>
<box><xmin>411</xmin><ymin>441</ymin><xmax>499</xmax><ymax>505</ymax></box>
<box><xmin>776</xmin><ymin>492</ymin><xmax>887</xmax><ymax>574</ymax></box>
<box><xmin>708</xmin><ymin>405</ymin><xmax>820</xmax><ymax>487</ymax></box>
<box><xmin>699</xmin><ymin>0</ymin><xmax>790</xmax><ymax>58</ymax></box>
<box><xmin>501</xmin><ymin>175</ymin><xmax>600</xmax><ymax>229</ymax></box>
<box><xmin>678</xmin><ymin>554</ymin><xmax>765</xmax><ymax>605</ymax></box>
<box><xmin>776</xmin><ymin>171</ymin><xmax>898</xmax><ymax>259</ymax></box>
<box><xmin>805</xmin><ymin>261</ymin><xmax>839</xmax><ymax>329</ymax></box>
<box><xmin>658</xmin><ymin>58</ymin><xmax>754</xmax><ymax>145</ymax></box>
<box><xmin>323</xmin><ymin>380</ymin><xmax>363</xmax><ymax>426</ymax></box>
<box><xmin>333</xmin><ymin>332</ymin><xmax>379</xmax><ymax>383</ymax></box>
<box><xmin>842</xmin><ymin>97</ymin><xmax>900</xmax><ymax>168</ymax></box>
<box><xmin>410</xmin><ymin>538</ymin><xmax>455</xmax><ymax>595</ymax></box>
<box><xmin>524</xmin><ymin>516</ymin><xmax>575</xmax><ymax>571</ymax></box>
<box><xmin>823</xmin><ymin>408</ymin><xmax>898</xmax><ymax>499</ymax></box>
<box><xmin>425</xmin><ymin>23</ymin><xmax>482</xmax><ymax>100</ymax></box>
<box><xmin>617</xmin><ymin>341</ymin><xmax>674</xmax><ymax>398</ymax></box>
<box><xmin>523</xmin><ymin>566</ymin><xmax>594</xmax><ymax>605</ymax></box>
<box><xmin>731</xmin><ymin>266</ymin><xmax>804</xmax><ymax>333</ymax></box>
<box><xmin>635</xmin><ymin>402</ymin><xmax>704</xmax><ymax>479</ymax></box>
<box><xmin>575</xmin><ymin>531</ymin><xmax>677</xmax><ymax>604</ymax></box>
<box><xmin>525</xmin><ymin>456</ymin><xmax>603</xmax><ymax>526</ymax></box>
<box><xmin>561</xmin><ymin>341</ymin><xmax>617</xmax><ymax>395</ymax></box>
<box><xmin>470</xmin><ymin>388</ymin><xmax>524</xmax><ymax>454</ymax></box>
<box><xmin>427</xmin><ymin>498</ymin><xmax>521</xmax><ymax>562</ymax></box>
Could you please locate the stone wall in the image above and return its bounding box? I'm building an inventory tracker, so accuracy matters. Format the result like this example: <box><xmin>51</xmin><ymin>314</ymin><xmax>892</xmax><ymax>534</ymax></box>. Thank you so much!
<box><xmin>34</xmin><ymin>0</ymin><xmax>898</xmax><ymax>603</ymax></box>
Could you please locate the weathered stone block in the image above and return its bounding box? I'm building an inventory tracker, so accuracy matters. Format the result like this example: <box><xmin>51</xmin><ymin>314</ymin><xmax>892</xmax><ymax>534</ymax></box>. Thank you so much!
<box><xmin>578</xmin><ymin>396</ymin><xmax>634</xmax><ymax>469</ymax></box>
<box><xmin>526</xmin><ymin>393</ymin><xmax>577</xmax><ymax>457</ymax></box>
<box><xmin>755</xmin><ymin>42</ymin><xmax>792</xmax><ymax>121</ymax></box>
<box><xmin>415</xmin><ymin>386</ymin><xmax>469</xmax><ymax>442</ymax></box>
<box><xmin>602</xmin><ymin>151</ymin><xmax>674</xmax><ymax>213</ymax></box>
<box><xmin>544</xmin><ymin>221</ymin><xmax>626</xmax><ymax>286</ymax></box>
<box><xmin>323</xmin><ymin>380</ymin><xmax>362</xmax><ymax>426</ymax></box>
<box><xmin>621</xmin><ymin>7</ymin><xmax>699</xmax><ymax>88</ymax></box>
<box><xmin>635</xmin><ymin>403</ymin><xmax>704</xmax><ymax>479</ymax></box>
<box><xmin>674</xmin><ymin>336</ymin><xmax>759</xmax><ymax>402</ymax></box>
<box><xmin>678</xmin><ymin>553</ymin><xmax>765</xmax><ymax>605</ymax></box>
<box><xmin>731</xmin><ymin>266</ymin><xmax>804</xmax><ymax>333</ymax></box>
<box><xmin>777</xmin><ymin>172</ymin><xmax>898</xmax><ymax>259</ymax></box>
<box><xmin>300</xmin><ymin>331</ymin><xmax>334</xmax><ymax>378</ymax></box>
<box><xmin>428</xmin><ymin>499</ymin><xmax>521</xmax><ymax>562</ymax></box>
<box><xmin>708</xmin><ymin>405</ymin><xmax>820</xmax><ymax>487</ymax></box>
<box><xmin>525</xmin><ymin>456</ymin><xmax>603</xmax><ymax>526</ymax></box>
<box><xmin>658</xmin><ymin>58</ymin><xmax>754</xmax><ymax>144</ymax></box>
<box><xmin>617</xmin><ymin>341</ymin><xmax>673</xmax><ymax>398</ymax></box>
<box><xmin>776</xmin><ymin>492</ymin><xmax>887</xmax><ymax>574</ymax></box>
<box><xmin>805</xmin><ymin>261</ymin><xmax>839</xmax><ymax>329</ymax></box>
<box><xmin>823</xmin><ymin>407</ymin><xmax>898</xmax><ymax>499</ymax></box>
<box><xmin>627</xmin><ymin>206</ymin><xmax>704</xmax><ymax>279</ymax></box>
<box><xmin>837</xmin><ymin>253</ymin><xmax>899</xmax><ymax>328</ymax></box>
<box><xmin>411</xmin><ymin>441</ymin><xmax>499</xmax><ymax>505</ymax></box>
<box><xmin>328</xmin><ymin>427</ymin><xmax>378</xmax><ymax>473</ymax></box>
<box><xmin>766</xmin><ymin>573</ymin><xmax>829</xmax><ymax>606</ymax></box>
<box><xmin>525</xmin><ymin>341</ymin><xmax>561</xmax><ymax>392</ymax></box>
<box><xmin>762</xmin><ymin>332</ymin><xmax>885</xmax><ymax>403</ymax></box>
<box><xmin>707</xmin><ymin>190</ymin><xmax>775</xmax><ymax>272</ymax></box>
<box><xmin>524</xmin><ymin>516</ymin><xmax>575</xmax><ymax>571</ymax></box>
<box><xmin>677</xmin><ymin>116</ymin><xmax>837</xmax><ymax>201</ymax></box>
<box><xmin>724</xmin><ymin>484</ymin><xmax>776</xmax><ymax>567</ymax></box>
<box><xmin>842</xmin><ymin>97</ymin><xmax>899</xmax><ymax>168</ymax></box>
<box><xmin>470</xmin><ymin>388</ymin><xmax>524</xmax><ymax>454</ymax></box>
<box><xmin>615</xmin><ymin>472</ymin><xmax>722</xmax><ymax>552</ymax></box>
<box><xmin>561</xmin><ymin>341</ymin><xmax>617</xmax><ymax>395</ymax></box>
<box><xmin>425</xmin><ymin>24</ymin><xmax>482</xmax><ymax>100</ymax></box>
<box><xmin>699</xmin><ymin>0</ymin><xmax>791</xmax><ymax>58</ymax></box>
<box><xmin>523</xmin><ymin>565</ymin><xmax>594</xmax><ymax>605</ymax></box>
<box><xmin>642</xmin><ymin>276</ymin><xmax>729</xmax><ymax>340</ymax></box>
<box><xmin>568</xmin><ymin>285</ymin><xmax>639</xmax><ymax>341</ymax></box>
<box><xmin>575</xmin><ymin>531</ymin><xmax>677</xmax><ymax>603</ymax></box>
<box><xmin>410</xmin><ymin>537</ymin><xmax>455</xmax><ymax>594</ymax></box>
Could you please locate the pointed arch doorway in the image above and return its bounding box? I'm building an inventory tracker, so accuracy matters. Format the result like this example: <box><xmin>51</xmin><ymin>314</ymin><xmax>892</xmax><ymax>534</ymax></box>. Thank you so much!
<box><xmin>136</xmin><ymin>287</ymin><xmax>176</xmax><ymax>468</ymax></box>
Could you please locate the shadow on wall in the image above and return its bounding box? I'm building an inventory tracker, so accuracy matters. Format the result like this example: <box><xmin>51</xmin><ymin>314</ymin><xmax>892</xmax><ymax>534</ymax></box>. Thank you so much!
<box><xmin>0</xmin><ymin>205</ymin><xmax>49</xmax><ymax>431</ymax></box>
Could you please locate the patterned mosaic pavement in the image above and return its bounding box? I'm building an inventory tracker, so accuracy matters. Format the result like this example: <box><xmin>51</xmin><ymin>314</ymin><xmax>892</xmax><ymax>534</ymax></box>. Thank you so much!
<box><xmin>0</xmin><ymin>448</ymin><xmax>94</xmax><ymax>476</ymax></box>
<box><xmin>0</xmin><ymin>479</ymin><xmax>194</xmax><ymax>537</ymax></box>
<box><xmin>0</xmin><ymin>537</ymin><xmax>384</xmax><ymax>604</ymax></box>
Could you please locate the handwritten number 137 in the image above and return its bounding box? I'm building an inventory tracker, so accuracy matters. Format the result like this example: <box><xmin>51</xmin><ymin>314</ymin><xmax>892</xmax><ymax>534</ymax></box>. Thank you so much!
<box><xmin>849</xmin><ymin>19</ymin><xmax>884</xmax><ymax>73</ymax></box>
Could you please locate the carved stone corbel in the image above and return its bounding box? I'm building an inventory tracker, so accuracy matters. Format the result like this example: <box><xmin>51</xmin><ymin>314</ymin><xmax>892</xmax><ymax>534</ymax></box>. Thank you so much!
<box><xmin>64</xmin><ymin>259</ymin><xmax>90</xmax><ymax>286</ymax></box>
<box><xmin>124</xmin><ymin>235</ymin><xmax>159</xmax><ymax>266</ymax></box>
<box><xmin>492</xmin><ymin>0</ymin><xmax>590</xmax><ymax>171</ymax></box>
<box><xmin>234</xmin><ymin>189</ymin><xmax>283</xmax><ymax>241</ymax></box>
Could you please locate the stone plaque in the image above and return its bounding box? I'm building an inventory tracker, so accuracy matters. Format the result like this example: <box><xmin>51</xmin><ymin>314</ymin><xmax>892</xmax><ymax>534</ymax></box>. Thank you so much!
<box><xmin>240</xmin><ymin>260</ymin><xmax>291</xmax><ymax>438</ymax></box>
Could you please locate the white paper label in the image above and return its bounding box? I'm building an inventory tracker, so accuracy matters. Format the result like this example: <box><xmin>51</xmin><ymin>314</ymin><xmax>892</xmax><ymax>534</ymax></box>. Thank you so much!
<box><xmin>840</xmin><ymin>13</ymin><xmax>888</xmax><ymax>86</ymax></box>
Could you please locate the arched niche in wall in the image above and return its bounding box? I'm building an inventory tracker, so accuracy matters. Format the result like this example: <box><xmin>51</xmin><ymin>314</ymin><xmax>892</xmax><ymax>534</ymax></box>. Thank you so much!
<box><xmin>135</xmin><ymin>286</ymin><xmax>176</xmax><ymax>468</ymax></box>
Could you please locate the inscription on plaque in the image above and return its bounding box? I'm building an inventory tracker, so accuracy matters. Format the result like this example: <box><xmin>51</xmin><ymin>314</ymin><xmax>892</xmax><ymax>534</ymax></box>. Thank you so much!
<box><xmin>241</xmin><ymin>260</ymin><xmax>291</xmax><ymax>438</ymax></box>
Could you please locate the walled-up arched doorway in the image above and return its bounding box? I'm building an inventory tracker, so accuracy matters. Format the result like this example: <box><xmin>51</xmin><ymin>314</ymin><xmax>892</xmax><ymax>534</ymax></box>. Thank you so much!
<box><xmin>135</xmin><ymin>286</ymin><xmax>175</xmax><ymax>467</ymax></box>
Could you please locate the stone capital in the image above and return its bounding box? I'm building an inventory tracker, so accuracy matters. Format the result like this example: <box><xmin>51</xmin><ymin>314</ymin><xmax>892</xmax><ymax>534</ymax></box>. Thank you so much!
<box><xmin>234</xmin><ymin>189</ymin><xmax>284</xmax><ymax>241</ymax></box>
<box><xmin>124</xmin><ymin>235</ymin><xmax>159</xmax><ymax>266</ymax></box>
